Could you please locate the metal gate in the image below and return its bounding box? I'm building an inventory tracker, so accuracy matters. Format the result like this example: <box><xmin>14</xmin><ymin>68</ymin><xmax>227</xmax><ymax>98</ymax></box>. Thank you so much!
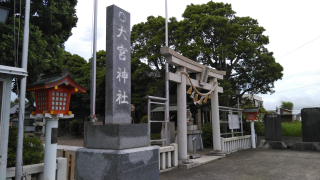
<box><xmin>146</xmin><ymin>96</ymin><xmax>168</xmax><ymax>145</ymax></box>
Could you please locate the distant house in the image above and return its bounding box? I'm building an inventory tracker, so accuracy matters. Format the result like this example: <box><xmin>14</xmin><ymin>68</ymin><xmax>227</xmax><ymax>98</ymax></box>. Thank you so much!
<box><xmin>242</xmin><ymin>94</ymin><xmax>263</xmax><ymax>107</ymax></box>
<box><xmin>10</xmin><ymin>103</ymin><xmax>36</xmax><ymax>132</ymax></box>
<box><xmin>276</xmin><ymin>107</ymin><xmax>293</xmax><ymax>123</ymax></box>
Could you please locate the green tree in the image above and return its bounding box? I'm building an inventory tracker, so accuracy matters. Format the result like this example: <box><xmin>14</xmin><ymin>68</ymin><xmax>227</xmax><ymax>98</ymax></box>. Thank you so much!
<box><xmin>61</xmin><ymin>50</ymin><xmax>107</xmax><ymax>119</ymax></box>
<box><xmin>131</xmin><ymin>56</ymin><xmax>162</xmax><ymax>122</ymax></box>
<box><xmin>0</xmin><ymin>0</ymin><xmax>78</xmax><ymax>46</ymax></box>
<box><xmin>0</xmin><ymin>17</ymin><xmax>63</xmax><ymax>95</ymax></box>
<box><xmin>0</xmin><ymin>0</ymin><xmax>78</xmax><ymax>101</ymax></box>
<box><xmin>131</xmin><ymin>16</ymin><xmax>179</xmax><ymax>74</ymax></box>
<box><xmin>131</xmin><ymin>1</ymin><xmax>284</xmax><ymax>108</ymax></box>
<box><xmin>61</xmin><ymin>51</ymin><xmax>90</xmax><ymax>120</ymax></box>
<box><xmin>175</xmin><ymin>2</ymin><xmax>283</xmax><ymax>106</ymax></box>
<box><xmin>280</xmin><ymin>101</ymin><xmax>293</xmax><ymax>110</ymax></box>
<box><xmin>131</xmin><ymin>16</ymin><xmax>179</xmax><ymax>121</ymax></box>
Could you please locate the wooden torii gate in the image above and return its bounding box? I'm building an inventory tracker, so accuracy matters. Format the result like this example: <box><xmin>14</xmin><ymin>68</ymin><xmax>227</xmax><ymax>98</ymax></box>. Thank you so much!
<box><xmin>161</xmin><ymin>47</ymin><xmax>226</xmax><ymax>162</ymax></box>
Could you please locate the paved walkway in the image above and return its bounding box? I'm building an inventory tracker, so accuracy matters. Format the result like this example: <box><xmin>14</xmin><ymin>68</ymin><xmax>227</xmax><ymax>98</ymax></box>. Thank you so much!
<box><xmin>160</xmin><ymin>148</ymin><xmax>320</xmax><ymax>180</ymax></box>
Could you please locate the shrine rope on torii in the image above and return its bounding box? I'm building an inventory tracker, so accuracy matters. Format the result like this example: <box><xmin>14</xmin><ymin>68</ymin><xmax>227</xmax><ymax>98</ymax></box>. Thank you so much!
<box><xmin>160</xmin><ymin>47</ymin><xmax>226</xmax><ymax>163</ymax></box>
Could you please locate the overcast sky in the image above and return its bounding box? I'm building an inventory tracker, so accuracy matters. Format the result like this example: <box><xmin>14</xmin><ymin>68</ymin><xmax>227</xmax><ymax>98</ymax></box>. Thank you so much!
<box><xmin>62</xmin><ymin>0</ymin><xmax>320</xmax><ymax>114</ymax></box>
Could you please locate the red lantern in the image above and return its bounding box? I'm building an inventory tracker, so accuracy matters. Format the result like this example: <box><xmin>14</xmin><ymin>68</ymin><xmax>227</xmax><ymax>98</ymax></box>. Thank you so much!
<box><xmin>242</xmin><ymin>107</ymin><xmax>261</xmax><ymax>122</ymax></box>
<box><xmin>26</xmin><ymin>69</ymin><xmax>86</xmax><ymax>115</ymax></box>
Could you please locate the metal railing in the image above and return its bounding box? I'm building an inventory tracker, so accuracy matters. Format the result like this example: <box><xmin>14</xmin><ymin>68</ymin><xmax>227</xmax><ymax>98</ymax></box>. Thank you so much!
<box><xmin>146</xmin><ymin>96</ymin><xmax>168</xmax><ymax>145</ymax></box>
<box><xmin>219</xmin><ymin>106</ymin><xmax>243</xmax><ymax>137</ymax></box>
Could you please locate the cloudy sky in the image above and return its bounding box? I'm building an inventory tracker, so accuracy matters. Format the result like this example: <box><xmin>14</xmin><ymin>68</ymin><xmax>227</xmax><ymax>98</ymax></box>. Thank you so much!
<box><xmin>63</xmin><ymin>0</ymin><xmax>320</xmax><ymax>114</ymax></box>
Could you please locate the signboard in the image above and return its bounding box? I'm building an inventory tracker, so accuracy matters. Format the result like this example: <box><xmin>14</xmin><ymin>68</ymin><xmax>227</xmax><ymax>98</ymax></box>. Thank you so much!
<box><xmin>228</xmin><ymin>114</ymin><xmax>240</xmax><ymax>129</ymax></box>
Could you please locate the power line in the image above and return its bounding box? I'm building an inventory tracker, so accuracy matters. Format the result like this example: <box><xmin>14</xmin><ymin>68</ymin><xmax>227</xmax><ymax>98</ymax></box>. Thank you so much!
<box><xmin>274</xmin><ymin>83</ymin><xmax>320</xmax><ymax>93</ymax></box>
<box><xmin>277</xmin><ymin>35</ymin><xmax>320</xmax><ymax>59</ymax></box>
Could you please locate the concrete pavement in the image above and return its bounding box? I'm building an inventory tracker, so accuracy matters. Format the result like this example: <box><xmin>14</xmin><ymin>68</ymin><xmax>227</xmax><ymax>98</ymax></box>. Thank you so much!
<box><xmin>160</xmin><ymin>148</ymin><xmax>320</xmax><ymax>180</ymax></box>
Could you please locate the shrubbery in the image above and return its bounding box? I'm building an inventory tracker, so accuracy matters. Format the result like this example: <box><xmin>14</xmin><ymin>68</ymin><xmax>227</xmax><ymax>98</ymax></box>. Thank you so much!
<box><xmin>254</xmin><ymin>121</ymin><xmax>265</xmax><ymax>136</ymax></box>
<box><xmin>202</xmin><ymin>123</ymin><xmax>213</xmax><ymax>148</ymax></box>
<box><xmin>140</xmin><ymin>115</ymin><xmax>152</xmax><ymax>123</ymax></box>
<box><xmin>69</xmin><ymin>120</ymin><xmax>80</xmax><ymax>136</ymax></box>
<box><xmin>7</xmin><ymin>126</ymin><xmax>44</xmax><ymax>167</ymax></box>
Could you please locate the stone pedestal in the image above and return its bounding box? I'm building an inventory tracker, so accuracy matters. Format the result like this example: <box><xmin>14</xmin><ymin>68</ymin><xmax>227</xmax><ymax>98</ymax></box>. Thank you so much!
<box><xmin>85</xmin><ymin>124</ymin><xmax>149</xmax><ymax>149</ymax></box>
<box><xmin>75</xmin><ymin>146</ymin><xmax>159</xmax><ymax>180</ymax></box>
<box><xmin>187</xmin><ymin>130</ymin><xmax>203</xmax><ymax>152</ymax></box>
<box><xmin>76</xmin><ymin>124</ymin><xmax>159</xmax><ymax>180</ymax></box>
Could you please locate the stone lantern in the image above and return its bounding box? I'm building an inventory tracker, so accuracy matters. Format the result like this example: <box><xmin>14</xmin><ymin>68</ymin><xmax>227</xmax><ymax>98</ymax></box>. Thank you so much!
<box><xmin>243</xmin><ymin>107</ymin><xmax>261</xmax><ymax>122</ymax></box>
<box><xmin>26</xmin><ymin>68</ymin><xmax>85</xmax><ymax>180</ymax></box>
<box><xmin>243</xmin><ymin>107</ymin><xmax>261</xmax><ymax>148</ymax></box>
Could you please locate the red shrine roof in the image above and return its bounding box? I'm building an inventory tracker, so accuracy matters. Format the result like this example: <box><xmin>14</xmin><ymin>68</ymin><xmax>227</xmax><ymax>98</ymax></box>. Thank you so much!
<box><xmin>26</xmin><ymin>68</ymin><xmax>86</xmax><ymax>93</ymax></box>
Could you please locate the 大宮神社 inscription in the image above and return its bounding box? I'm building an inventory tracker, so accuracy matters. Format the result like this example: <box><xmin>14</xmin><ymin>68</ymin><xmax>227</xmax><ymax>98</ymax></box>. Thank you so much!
<box><xmin>105</xmin><ymin>5</ymin><xmax>131</xmax><ymax>124</ymax></box>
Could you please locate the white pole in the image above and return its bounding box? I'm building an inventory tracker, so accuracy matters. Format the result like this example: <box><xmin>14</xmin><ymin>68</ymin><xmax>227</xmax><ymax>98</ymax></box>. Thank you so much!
<box><xmin>251</xmin><ymin>121</ymin><xmax>256</xmax><ymax>148</ymax></box>
<box><xmin>165</xmin><ymin>0</ymin><xmax>168</xmax><ymax>46</ymax></box>
<box><xmin>15</xmin><ymin>0</ymin><xmax>30</xmax><ymax>179</ymax></box>
<box><xmin>0</xmin><ymin>78</ymin><xmax>13</xmax><ymax>179</ymax></box>
<box><xmin>90</xmin><ymin>0</ymin><xmax>98</xmax><ymax>122</ymax></box>
<box><xmin>43</xmin><ymin>119</ymin><xmax>58</xmax><ymax>180</ymax></box>
<box><xmin>165</xmin><ymin>0</ymin><xmax>170</xmax><ymax>145</ymax></box>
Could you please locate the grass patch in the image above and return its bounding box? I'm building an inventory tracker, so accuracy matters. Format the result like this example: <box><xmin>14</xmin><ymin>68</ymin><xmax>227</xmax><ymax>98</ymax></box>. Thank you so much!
<box><xmin>281</xmin><ymin>121</ymin><xmax>302</xmax><ymax>137</ymax></box>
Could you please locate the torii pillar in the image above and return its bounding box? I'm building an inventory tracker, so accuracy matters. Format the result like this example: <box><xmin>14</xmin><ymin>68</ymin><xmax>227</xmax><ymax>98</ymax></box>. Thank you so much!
<box><xmin>161</xmin><ymin>47</ymin><xmax>226</xmax><ymax>162</ymax></box>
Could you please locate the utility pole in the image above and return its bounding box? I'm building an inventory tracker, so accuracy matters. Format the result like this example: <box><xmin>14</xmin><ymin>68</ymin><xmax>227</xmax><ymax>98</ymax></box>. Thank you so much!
<box><xmin>90</xmin><ymin>0</ymin><xmax>98</xmax><ymax>122</ymax></box>
<box><xmin>15</xmin><ymin>0</ymin><xmax>30</xmax><ymax>179</ymax></box>
<box><xmin>165</xmin><ymin>0</ymin><xmax>169</xmax><ymax>145</ymax></box>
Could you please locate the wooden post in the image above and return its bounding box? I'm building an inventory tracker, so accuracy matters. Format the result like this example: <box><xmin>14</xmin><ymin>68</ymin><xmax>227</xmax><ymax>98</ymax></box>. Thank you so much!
<box><xmin>70</xmin><ymin>154</ymin><xmax>75</xmax><ymax>180</ymax></box>
<box><xmin>63</xmin><ymin>150</ymin><xmax>69</xmax><ymax>180</ymax></box>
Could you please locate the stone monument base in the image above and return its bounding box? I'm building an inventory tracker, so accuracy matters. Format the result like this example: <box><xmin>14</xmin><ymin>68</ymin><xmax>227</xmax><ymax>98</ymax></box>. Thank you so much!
<box><xmin>258</xmin><ymin>140</ymin><xmax>287</xmax><ymax>149</ymax></box>
<box><xmin>291</xmin><ymin>142</ymin><xmax>320</xmax><ymax>151</ymax></box>
<box><xmin>75</xmin><ymin>146</ymin><xmax>159</xmax><ymax>180</ymax></box>
<box><xmin>84</xmin><ymin>124</ymin><xmax>149</xmax><ymax>149</ymax></box>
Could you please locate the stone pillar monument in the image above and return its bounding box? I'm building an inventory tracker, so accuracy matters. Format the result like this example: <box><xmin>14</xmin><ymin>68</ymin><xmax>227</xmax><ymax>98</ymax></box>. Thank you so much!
<box><xmin>75</xmin><ymin>5</ymin><xmax>159</xmax><ymax>180</ymax></box>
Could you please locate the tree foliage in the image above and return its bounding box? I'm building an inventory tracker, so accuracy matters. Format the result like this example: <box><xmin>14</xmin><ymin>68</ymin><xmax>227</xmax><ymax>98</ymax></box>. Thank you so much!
<box><xmin>131</xmin><ymin>1</ymin><xmax>284</xmax><ymax>107</ymax></box>
<box><xmin>0</xmin><ymin>0</ymin><xmax>77</xmax><ymax>46</ymax></box>
<box><xmin>280</xmin><ymin>101</ymin><xmax>293</xmax><ymax>110</ymax></box>
<box><xmin>0</xmin><ymin>0</ymin><xmax>78</xmax><ymax>101</ymax></box>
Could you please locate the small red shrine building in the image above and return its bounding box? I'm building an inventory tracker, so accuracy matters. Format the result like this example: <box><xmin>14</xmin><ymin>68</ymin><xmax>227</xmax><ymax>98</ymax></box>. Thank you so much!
<box><xmin>242</xmin><ymin>107</ymin><xmax>261</xmax><ymax>122</ymax></box>
<box><xmin>26</xmin><ymin>69</ymin><xmax>86</xmax><ymax>116</ymax></box>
